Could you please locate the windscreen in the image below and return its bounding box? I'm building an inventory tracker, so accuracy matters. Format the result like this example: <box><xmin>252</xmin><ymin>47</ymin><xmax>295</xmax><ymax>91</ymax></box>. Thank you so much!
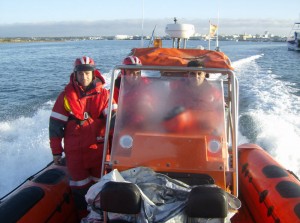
<box><xmin>110</xmin><ymin>71</ymin><xmax>226</xmax><ymax>172</ymax></box>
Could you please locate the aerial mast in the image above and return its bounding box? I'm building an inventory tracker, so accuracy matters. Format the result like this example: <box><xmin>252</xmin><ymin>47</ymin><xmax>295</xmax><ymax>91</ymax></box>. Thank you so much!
<box><xmin>141</xmin><ymin>0</ymin><xmax>144</xmax><ymax>47</ymax></box>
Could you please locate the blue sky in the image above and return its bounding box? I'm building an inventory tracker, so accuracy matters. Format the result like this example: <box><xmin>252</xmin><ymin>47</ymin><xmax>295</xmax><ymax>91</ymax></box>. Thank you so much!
<box><xmin>0</xmin><ymin>0</ymin><xmax>299</xmax><ymax>37</ymax></box>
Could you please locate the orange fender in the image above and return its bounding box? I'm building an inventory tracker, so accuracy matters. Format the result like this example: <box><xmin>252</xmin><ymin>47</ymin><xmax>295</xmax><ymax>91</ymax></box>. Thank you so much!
<box><xmin>235</xmin><ymin>143</ymin><xmax>300</xmax><ymax>223</ymax></box>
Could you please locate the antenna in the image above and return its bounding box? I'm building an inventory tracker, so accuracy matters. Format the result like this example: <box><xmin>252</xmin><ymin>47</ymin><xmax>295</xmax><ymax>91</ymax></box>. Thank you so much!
<box><xmin>141</xmin><ymin>0</ymin><xmax>144</xmax><ymax>47</ymax></box>
<box><xmin>208</xmin><ymin>20</ymin><xmax>211</xmax><ymax>50</ymax></box>
<box><xmin>216</xmin><ymin>4</ymin><xmax>220</xmax><ymax>50</ymax></box>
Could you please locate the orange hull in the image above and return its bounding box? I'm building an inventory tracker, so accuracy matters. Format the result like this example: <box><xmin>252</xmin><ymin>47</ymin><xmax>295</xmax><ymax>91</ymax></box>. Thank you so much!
<box><xmin>0</xmin><ymin>163</ymin><xmax>79</xmax><ymax>223</ymax></box>
<box><xmin>232</xmin><ymin>144</ymin><xmax>300</xmax><ymax>223</ymax></box>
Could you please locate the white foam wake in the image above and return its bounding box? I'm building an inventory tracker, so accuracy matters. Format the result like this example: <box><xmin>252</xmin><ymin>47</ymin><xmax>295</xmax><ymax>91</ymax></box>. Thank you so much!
<box><xmin>233</xmin><ymin>54</ymin><xmax>300</xmax><ymax>177</ymax></box>
<box><xmin>0</xmin><ymin>103</ymin><xmax>54</xmax><ymax>197</ymax></box>
<box><xmin>232</xmin><ymin>54</ymin><xmax>264</xmax><ymax>69</ymax></box>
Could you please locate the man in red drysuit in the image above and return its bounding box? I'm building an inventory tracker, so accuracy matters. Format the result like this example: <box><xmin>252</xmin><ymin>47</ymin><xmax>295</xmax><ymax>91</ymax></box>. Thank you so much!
<box><xmin>113</xmin><ymin>55</ymin><xmax>143</xmax><ymax>103</ymax></box>
<box><xmin>164</xmin><ymin>60</ymin><xmax>224</xmax><ymax>135</ymax></box>
<box><xmin>49</xmin><ymin>56</ymin><xmax>117</xmax><ymax>216</ymax></box>
<box><xmin>113</xmin><ymin>56</ymin><xmax>155</xmax><ymax>129</ymax></box>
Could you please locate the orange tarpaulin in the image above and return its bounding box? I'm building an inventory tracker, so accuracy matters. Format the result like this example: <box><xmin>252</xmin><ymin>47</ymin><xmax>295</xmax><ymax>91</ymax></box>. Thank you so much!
<box><xmin>131</xmin><ymin>47</ymin><xmax>234</xmax><ymax>70</ymax></box>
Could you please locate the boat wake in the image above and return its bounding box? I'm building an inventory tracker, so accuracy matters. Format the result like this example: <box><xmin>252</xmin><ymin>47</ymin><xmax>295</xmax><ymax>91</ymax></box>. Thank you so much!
<box><xmin>0</xmin><ymin>103</ymin><xmax>53</xmax><ymax>198</ymax></box>
<box><xmin>231</xmin><ymin>54</ymin><xmax>263</xmax><ymax>69</ymax></box>
<box><xmin>233</xmin><ymin>54</ymin><xmax>300</xmax><ymax>177</ymax></box>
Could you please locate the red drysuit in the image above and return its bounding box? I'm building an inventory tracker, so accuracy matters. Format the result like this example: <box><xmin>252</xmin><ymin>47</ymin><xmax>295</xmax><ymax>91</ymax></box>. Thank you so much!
<box><xmin>49</xmin><ymin>70</ymin><xmax>117</xmax><ymax>187</ymax></box>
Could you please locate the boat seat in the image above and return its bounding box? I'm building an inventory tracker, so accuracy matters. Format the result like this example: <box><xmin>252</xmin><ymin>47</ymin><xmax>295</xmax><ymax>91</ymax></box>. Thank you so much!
<box><xmin>100</xmin><ymin>181</ymin><xmax>141</xmax><ymax>223</ymax></box>
<box><xmin>185</xmin><ymin>186</ymin><xmax>228</xmax><ymax>220</ymax></box>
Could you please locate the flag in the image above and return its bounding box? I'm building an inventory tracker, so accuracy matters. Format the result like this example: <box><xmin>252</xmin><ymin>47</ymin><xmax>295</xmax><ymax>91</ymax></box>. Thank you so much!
<box><xmin>209</xmin><ymin>23</ymin><xmax>218</xmax><ymax>38</ymax></box>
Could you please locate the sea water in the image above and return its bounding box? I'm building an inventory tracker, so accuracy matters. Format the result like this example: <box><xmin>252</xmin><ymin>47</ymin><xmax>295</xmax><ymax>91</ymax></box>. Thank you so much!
<box><xmin>0</xmin><ymin>40</ymin><xmax>299</xmax><ymax>197</ymax></box>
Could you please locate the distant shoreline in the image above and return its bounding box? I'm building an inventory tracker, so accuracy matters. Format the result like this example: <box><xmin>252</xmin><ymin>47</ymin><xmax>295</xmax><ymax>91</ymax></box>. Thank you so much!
<box><xmin>0</xmin><ymin>35</ymin><xmax>287</xmax><ymax>43</ymax></box>
<box><xmin>0</xmin><ymin>40</ymin><xmax>65</xmax><ymax>44</ymax></box>
<box><xmin>0</xmin><ymin>38</ymin><xmax>66</xmax><ymax>43</ymax></box>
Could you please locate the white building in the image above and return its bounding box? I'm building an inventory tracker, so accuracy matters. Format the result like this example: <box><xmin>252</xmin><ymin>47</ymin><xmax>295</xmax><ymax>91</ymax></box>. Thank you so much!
<box><xmin>114</xmin><ymin>35</ymin><xmax>131</xmax><ymax>40</ymax></box>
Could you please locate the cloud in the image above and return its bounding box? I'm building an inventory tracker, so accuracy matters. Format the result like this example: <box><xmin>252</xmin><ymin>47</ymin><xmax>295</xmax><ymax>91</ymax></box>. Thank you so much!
<box><xmin>0</xmin><ymin>18</ymin><xmax>294</xmax><ymax>37</ymax></box>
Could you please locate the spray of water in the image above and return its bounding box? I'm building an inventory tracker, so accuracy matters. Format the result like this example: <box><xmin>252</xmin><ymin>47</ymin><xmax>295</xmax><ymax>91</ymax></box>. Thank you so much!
<box><xmin>233</xmin><ymin>54</ymin><xmax>300</xmax><ymax>177</ymax></box>
<box><xmin>0</xmin><ymin>105</ymin><xmax>53</xmax><ymax>197</ymax></box>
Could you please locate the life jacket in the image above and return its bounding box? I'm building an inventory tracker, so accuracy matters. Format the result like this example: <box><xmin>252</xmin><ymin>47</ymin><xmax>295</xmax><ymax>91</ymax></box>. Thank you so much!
<box><xmin>114</xmin><ymin>75</ymin><xmax>150</xmax><ymax>104</ymax></box>
<box><xmin>64</xmin><ymin>71</ymin><xmax>106</xmax><ymax>120</ymax></box>
<box><xmin>63</xmin><ymin>74</ymin><xmax>118</xmax><ymax>153</ymax></box>
<box><xmin>118</xmin><ymin>77</ymin><xmax>154</xmax><ymax>128</ymax></box>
